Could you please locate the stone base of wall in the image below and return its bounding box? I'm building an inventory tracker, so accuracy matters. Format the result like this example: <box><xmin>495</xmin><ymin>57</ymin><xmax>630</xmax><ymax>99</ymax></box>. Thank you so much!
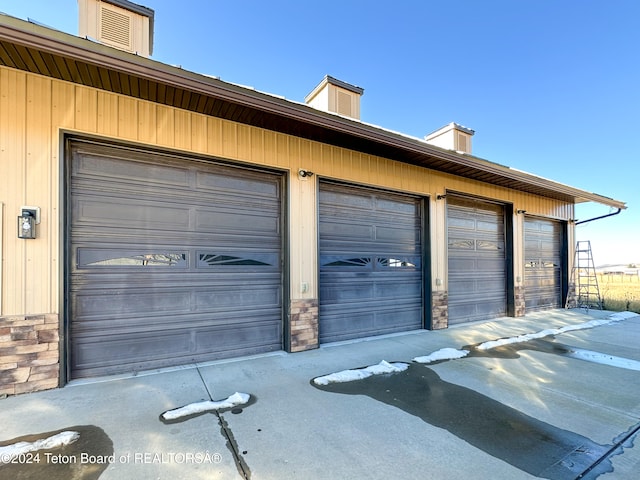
<box><xmin>289</xmin><ymin>299</ymin><xmax>319</xmax><ymax>352</ymax></box>
<box><xmin>515</xmin><ymin>286</ymin><xmax>526</xmax><ymax>317</ymax></box>
<box><xmin>431</xmin><ymin>291</ymin><xmax>448</xmax><ymax>330</ymax></box>
<box><xmin>0</xmin><ymin>314</ymin><xmax>59</xmax><ymax>397</ymax></box>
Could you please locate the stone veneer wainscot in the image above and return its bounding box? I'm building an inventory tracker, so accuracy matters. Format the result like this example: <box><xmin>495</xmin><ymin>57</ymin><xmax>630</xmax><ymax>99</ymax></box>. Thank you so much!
<box><xmin>0</xmin><ymin>314</ymin><xmax>60</xmax><ymax>396</ymax></box>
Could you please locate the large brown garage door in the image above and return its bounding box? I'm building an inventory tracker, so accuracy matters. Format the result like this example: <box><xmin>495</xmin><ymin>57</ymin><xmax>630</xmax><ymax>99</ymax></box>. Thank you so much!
<box><xmin>319</xmin><ymin>182</ymin><xmax>424</xmax><ymax>343</ymax></box>
<box><xmin>524</xmin><ymin>217</ymin><xmax>564</xmax><ymax>312</ymax></box>
<box><xmin>447</xmin><ymin>196</ymin><xmax>507</xmax><ymax>324</ymax></box>
<box><xmin>68</xmin><ymin>140</ymin><xmax>283</xmax><ymax>379</ymax></box>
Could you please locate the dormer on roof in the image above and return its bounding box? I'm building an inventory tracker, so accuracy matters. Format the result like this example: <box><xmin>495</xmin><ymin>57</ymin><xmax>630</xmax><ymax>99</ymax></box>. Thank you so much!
<box><xmin>425</xmin><ymin>122</ymin><xmax>475</xmax><ymax>154</ymax></box>
<box><xmin>78</xmin><ymin>0</ymin><xmax>154</xmax><ymax>57</ymax></box>
<box><xmin>305</xmin><ymin>75</ymin><xmax>364</xmax><ymax>120</ymax></box>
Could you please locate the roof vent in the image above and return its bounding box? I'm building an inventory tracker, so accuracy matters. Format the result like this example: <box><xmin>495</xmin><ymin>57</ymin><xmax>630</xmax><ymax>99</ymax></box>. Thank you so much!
<box><xmin>424</xmin><ymin>122</ymin><xmax>475</xmax><ymax>154</ymax></box>
<box><xmin>78</xmin><ymin>0</ymin><xmax>154</xmax><ymax>57</ymax></box>
<box><xmin>305</xmin><ymin>75</ymin><xmax>364</xmax><ymax>120</ymax></box>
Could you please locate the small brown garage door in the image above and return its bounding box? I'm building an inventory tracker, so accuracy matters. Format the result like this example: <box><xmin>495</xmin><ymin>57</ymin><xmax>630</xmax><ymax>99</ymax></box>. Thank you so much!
<box><xmin>319</xmin><ymin>182</ymin><xmax>424</xmax><ymax>343</ymax></box>
<box><xmin>447</xmin><ymin>196</ymin><xmax>507</xmax><ymax>324</ymax></box>
<box><xmin>524</xmin><ymin>217</ymin><xmax>564</xmax><ymax>312</ymax></box>
<box><xmin>68</xmin><ymin>140</ymin><xmax>283</xmax><ymax>379</ymax></box>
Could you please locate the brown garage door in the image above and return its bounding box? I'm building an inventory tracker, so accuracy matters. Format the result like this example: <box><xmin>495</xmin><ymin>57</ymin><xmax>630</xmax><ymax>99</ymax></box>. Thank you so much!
<box><xmin>318</xmin><ymin>182</ymin><xmax>424</xmax><ymax>343</ymax></box>
<box><xmin>524</xmin><ymin>217</ymin><xmax>564</xmax><ymax>312</ymax></box>
<box><xmin>68</xmin><ymin>140</ymin><xmax>283</xmax><ymax>379</ymax></box>
<box><xmin>447</xmin><ymin>196</ymin><xmax>507</xmax><ymax>324</ymax></box>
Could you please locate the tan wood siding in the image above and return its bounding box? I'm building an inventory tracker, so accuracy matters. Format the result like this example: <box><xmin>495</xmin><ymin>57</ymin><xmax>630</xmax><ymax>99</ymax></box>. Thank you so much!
<box><xmin>1</xmin><ymin>68</ymin><xmax>27</xmax><ymax>314</ymax></box>
<box><xmin>0</xmin><ymin>65</ymin><xmax>574</xmax><ymax>315</ymax></box>
<box><xmin>25</xmin><ymin>74</ymin><xmax>53</xmax><ymax>312</ymax></box>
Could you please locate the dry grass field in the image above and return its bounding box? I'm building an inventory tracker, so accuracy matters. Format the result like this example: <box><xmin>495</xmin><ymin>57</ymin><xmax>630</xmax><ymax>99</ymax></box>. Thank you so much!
<box><xmin>596</xmin><ymin>273</ymin><xmax>640</xmax><ymax>313</ymax></box>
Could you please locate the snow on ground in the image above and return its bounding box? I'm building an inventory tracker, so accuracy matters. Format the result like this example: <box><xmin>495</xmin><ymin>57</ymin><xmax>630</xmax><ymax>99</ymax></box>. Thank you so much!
<box><xmin>313</xmin><ymin>360</ymin><xmax>409</xmax><ymax>386</ymax></box>
<box><xmin>315</xmin><ymin>312</ymin><xmax>639</xmax><ymax>385</ymax></box>
<box><xmin>476</xmin><ymin>312</ymin><xmax>638</xmax><ymax>351</ymax></box>
<box><xmin>414</xmin><ymin>348</ymin><xmax>469</xmax><ymax>364</ymax></box>
<box><xmin>0</xmin><ymin>431</ymin><xmax>79</xmax><ymax>464</ymax></box>
<box><xmin>161</xmin><ymin>392</ymin><xmax>250</xmax><ymax>420</ymax></box>
<box><xmin>563</xmin><ymin>347</ymin><xmax>640</xmax><ymax>371</ymax></box>
<box><xmin>477</xmin><ymin>329</ymin><xmax>562</xmax><ymax>351</ymax></box>
<box><xmin>603</xmin><ymin>311</ymin><xmax>638</xmax><ymax>321</ymax></box>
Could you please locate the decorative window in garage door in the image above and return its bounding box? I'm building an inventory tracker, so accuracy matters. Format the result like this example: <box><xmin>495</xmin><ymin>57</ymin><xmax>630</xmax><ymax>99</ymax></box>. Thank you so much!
<box><xmin>78</xmin><ymin>250</ymin><xmax>188</xmax><ymax>267</ymax></box>
<box><xmin>197</xmin><ymin>252</ymin><xmax>277</xmax><ymax>267</ymax></box>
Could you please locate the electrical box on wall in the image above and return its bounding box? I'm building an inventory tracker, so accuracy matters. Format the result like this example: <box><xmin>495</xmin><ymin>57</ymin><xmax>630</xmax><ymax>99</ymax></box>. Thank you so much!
<box><xmin>18</xmin><ymin>206</ymin><xmax>40</xmax><ymax>239</ymax></box>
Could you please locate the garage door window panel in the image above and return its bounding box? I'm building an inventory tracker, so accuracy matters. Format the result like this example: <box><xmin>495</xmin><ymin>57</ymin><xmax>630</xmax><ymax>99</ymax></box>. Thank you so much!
<box><xmin>78</xmin><ymin>249</ymin><xmax>188</xmax><ymax>267</ymax></box>
<box><xmin>197</xmin><ymin>252</ymin><xmax>277</xmax><ymax>267</ymax></box>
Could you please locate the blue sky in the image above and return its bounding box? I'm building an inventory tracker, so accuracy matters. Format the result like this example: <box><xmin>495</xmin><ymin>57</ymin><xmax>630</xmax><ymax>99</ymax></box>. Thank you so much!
<box><xmin>2</xmin><ymin>0</ymin><xmax>638</xmax><ymax>265</ymax></box>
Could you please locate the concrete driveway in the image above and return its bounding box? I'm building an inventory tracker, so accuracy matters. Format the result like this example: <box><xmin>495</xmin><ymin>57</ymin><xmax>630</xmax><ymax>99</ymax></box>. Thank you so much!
<box><xmin>1</xmin><ymin>309</ymin><xmax>639</xmax><ymax>479</ymax></box>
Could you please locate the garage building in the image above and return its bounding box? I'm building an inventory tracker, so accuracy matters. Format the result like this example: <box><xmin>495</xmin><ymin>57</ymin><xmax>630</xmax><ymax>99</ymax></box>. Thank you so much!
<box><xmin>0</xmin><ymin>2</ymin><xmax>626</xmax><ymax>394</ymax></box>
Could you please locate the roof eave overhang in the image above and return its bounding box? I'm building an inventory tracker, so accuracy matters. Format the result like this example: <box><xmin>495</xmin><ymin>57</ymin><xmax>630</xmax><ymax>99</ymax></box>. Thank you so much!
<box><xmin>0</xmin><ymin>15</ymin><xmax>626</xmax><ymax>210</ymax></box>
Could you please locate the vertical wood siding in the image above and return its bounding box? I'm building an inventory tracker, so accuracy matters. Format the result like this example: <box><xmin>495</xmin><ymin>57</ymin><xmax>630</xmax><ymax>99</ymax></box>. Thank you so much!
<box><xmin>1</xmin><ymin>68</ymin><xmax>27</xmax><ymax>314</ymax></box>
<box><xmin>0</xmin><ymin>66</ymin><xmax>574</xmax><ymax>315</ymax></box>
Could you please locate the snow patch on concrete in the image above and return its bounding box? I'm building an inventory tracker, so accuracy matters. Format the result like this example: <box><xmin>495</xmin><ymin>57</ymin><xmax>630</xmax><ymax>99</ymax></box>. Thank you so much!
<box><xmin>414</xmin><ymin>348</ymin><xmax>469</xmax><ymax>364</ymax></box>
<box><xmin>161</xmin><ymin>392</ymin><xmax>250</xmax><ymax>420</ymax></box>
<box><xmin>477</xmin><ymin>312</ymin><xmax>638</xmax><ymax>351</ymax></box>
<box><xmin>313</xmin><ymin>360</ymin><xmax>409</xmax><ymax>385</ymax></box>
<box><xmin>563</xmin><ymin>347</ymin><xmax>640</xmax><ymax>371</ymax></box>
<box><xmin>0</xmin><ymin>431</ymin><xmax>79</xmax><ymax>464</ymax></box>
